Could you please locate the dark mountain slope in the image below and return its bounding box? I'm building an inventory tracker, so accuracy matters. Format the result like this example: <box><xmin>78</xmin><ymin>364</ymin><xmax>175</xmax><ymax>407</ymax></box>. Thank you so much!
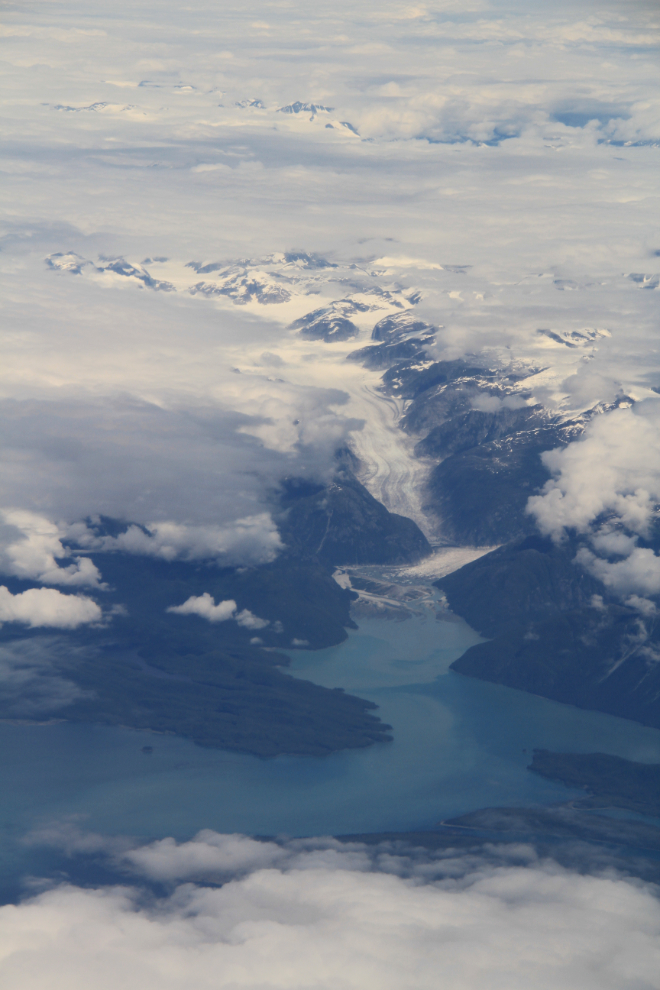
<box><xmin>436</xmin><ymin>535</ymin><xmax>604</xmax><ymax>637</ymax></box>
<box><xmin>276</xmin><ymin>471</ymin><xmax>431</xmax><ymax>566</ymax></box>
<box><xmin>437</xmin><ymin>540</ymin><xmax>660</xmax><ymax>730</ymax></box>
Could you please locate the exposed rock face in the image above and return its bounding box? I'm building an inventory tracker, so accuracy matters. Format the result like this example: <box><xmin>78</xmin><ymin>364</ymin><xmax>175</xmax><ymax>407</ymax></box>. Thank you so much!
<box><xmin>416</xmin><ymin>406</ymin><xmax>547</xmax><ymax>459</ymax></box>
<box><xmin>291</xmin><ymin>308</ymin><xmax>359</xmax><ymax>341</ymax></box>
<box><xmin>347</xmin><ymin>312</ymin><xmax>436</xmax><ymax>369</ymax></box>
<box><xmin>378</xmin><ymin>358</ymin><xmax>561</xmax><ymax>545</ymax></box>
<box><xmin>367</xmin><ymin>352</ymin><xmax>592</xmax><ymax>546</ymax></box>
<box><xmin>370</xmin><ymin>312</ymin><xmax>435</xmax><ymax>343</ymax></box>
<box><xmin>347</xmin><ymin>337</ymin><xmax>429</xmax><ymax>370</ymax></box>
<box><xmin>425</xmin><ymin>425</ymin><xmax>583</xmax><ymax>545</ymax></box>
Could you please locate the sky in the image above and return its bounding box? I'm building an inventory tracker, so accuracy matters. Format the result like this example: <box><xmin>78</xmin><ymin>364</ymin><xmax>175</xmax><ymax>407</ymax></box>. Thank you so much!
<box><xmin>1</xmin><ymin>0</ymin><xmax>660</xmax><ymax>984</ymax></box>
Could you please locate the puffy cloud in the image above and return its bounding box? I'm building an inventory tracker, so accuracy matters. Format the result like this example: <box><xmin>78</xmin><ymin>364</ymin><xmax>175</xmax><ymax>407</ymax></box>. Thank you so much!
<box><xmin>602</xmin><ymin>99</ymin><xmax>660</xmax><ymax>146</ymax></box>
<box><xmin>528</xmin><ymin>403</ymin><xmax>660</xmax><ymax>542</ymax></box>
<box><xmin>167</xmin><ymin>594</ymin><xmax>237</xmax><ymax>623</ymax></box>
<box><xmin>123</xmin><ymin>831</ymin><xmax>293</xmax><ymax>881</ymax></box>
<box><xmin>576</xmin><ymin>546</ymin><xmax>660</xmax><ymax>598</ymax></box>
<box><xmin>0</xmin><ymin>510</ymin><xmax>103</xmax><ymax>588</ymax></box>
<box><xmin>1</xmin><ymin>832</ymin><xmax>660</xmax><ymax>990</ymax></box>
<box><xmin>167</xmin><ymin>595</ymin><xmax>270</xmax><ymax>629</ymax></box>
<box><xmin>0</xmin><ymin>586</ymin><xmax>101</xmax><ymax>629</ymax></box>
<box><xmin>527</xmin><ymin>402</ymin><xmax>660</xmax><ymax>598</ymax></box>
<box><xmin>0</xmin><ymin>507</ymin><xmax>282</xmax><ymax>593</ymax></box>
<box><xmin>590</xmin><ymin>531</ymin><xmax>639</xmax><ymax>557</ymax></box>
<box><xmin>235</xmin><ymin>609</ymin><xmax>269</xmax><ymax>630</ymax></box>
<box><xmin>83</xmin><ymin>516</ymin><xmax>283</xmax><ymax>568</ymax></box>
<box><xmin>232</xmin><ymin>384</ymin><xmax>363</xmax><ymax>463</ymax></box>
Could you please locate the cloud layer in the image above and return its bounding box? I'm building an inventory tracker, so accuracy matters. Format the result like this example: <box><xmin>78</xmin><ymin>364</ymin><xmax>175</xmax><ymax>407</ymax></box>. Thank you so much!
<box><xmin>2</xmin><ymin>830</ymin><xmax>660</xmax><ymax>990</ymax></box>
<box><xmin>1</xmin><ymin>0</ymin><xmax>659</xmax><ymax>555</ymax></box>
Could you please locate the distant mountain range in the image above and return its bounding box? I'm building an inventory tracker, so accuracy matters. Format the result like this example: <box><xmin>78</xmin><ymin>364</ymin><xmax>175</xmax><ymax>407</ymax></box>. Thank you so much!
<box><xmin>41</xmin><ymin>245</ymin><xmax>660</xmax><ymax>737</ymax></box>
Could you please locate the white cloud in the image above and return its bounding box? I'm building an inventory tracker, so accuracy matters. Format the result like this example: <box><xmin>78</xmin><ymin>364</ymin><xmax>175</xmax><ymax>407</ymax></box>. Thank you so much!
<box><xmin>590</xmin><ymin>531</ymin><xmax>639</xmax><ymax>557</ymax></box>
<box><xmin>0</xmin><ymin>510</ymin><xmax>103</xmax><ymax>588</ymax></box>
<box><xmin>527</xmin><ymin>402</ymin><xmax>660</xmax><ymax>599</ymax></box>
<box><xmin>602</xmin><ymin>99</ymin><xmax>660</xmax><ymax>146</ymax></box>
<box><xmin>0</xmin><ymin>586</ymin><xmax>101</xmax><ymax>629</ymax></box>
<box><xmin>166</xmin><ymin>595</ymin><xmax>270</xmax><ymax>629</ymax></box>
<box><xmin>0</xmin><ymin>387</ymin><xmax>361</xmax><ymax>564</ymax></box>
<box><xmin>123</xmin><ymin>831</ymin><xmax>291</xmax><ymax>880</ymax></box>
<box><xmin>528</xmin><ymin>403</ymin><xmax>660</xmax><ymax>542</ymax></box>
<box><xmin>1</xmin><ymin>834</ymin><xmax>660</xmax><ymax>990</ymax></box>
<box><xmin>576</xmin><ymin>547</ymin><xmax>660</xmax><ymax>599</ymax></box>
<box><xmin>167</xmin><ymin>594</ymin><xmax>237</xmax><ymax>623</ymax></box>
<box><xmin>22</xmin><ymin>819</ymin><xmax>134</xmax><ymax>858</ymax></box>
<box><xmin>235</xmin><ymin>609</ymin><xmax>269</xmax><ymax>630</ymax></box>
<box><xmin>0</xmin><ymin>507</ymin><xmax>282</xmax><ymax>588</ymax></box>
<box><xmin>625</xmin><ymin>594</ymin><xmax>658</xmax><ymax>617</ymax></box>
<box><xmin>86</xmin><ymin>517</ymin><xmax>283</xmax><ymax>567</ymax></box>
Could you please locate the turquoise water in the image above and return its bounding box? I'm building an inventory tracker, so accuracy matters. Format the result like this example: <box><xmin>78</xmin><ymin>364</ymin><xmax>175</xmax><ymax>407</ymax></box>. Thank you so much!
<box><xmin>2</xmin><ymin>612</ymin><xmax>660</xmax><ymax>857</ymax></box>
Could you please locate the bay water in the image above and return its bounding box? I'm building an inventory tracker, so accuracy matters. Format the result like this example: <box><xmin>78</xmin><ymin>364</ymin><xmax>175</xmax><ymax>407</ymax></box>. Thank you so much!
<box><xmin>2</xmin><ymin>610</ymin><xmax>660</xmax><ymax>872</ymax></box>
